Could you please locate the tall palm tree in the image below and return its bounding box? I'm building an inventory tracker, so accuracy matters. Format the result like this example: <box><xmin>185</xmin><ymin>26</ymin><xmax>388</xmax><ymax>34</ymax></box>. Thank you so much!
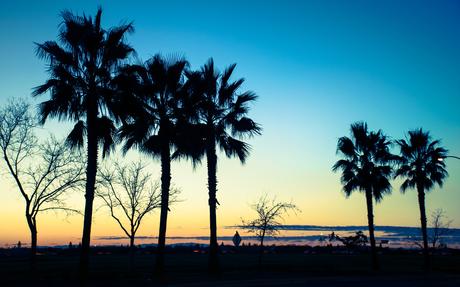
<box><xmin>184</xmin><ymin>59</ymin><xmax>261</xmax><ymax>272</ymax></box>
<box><xmin>116</xmin><ymin>54</ymin><xmax>188</xmax><ymax>274</ymax></box>
<box><xmin>32</xmin><ymin>8</ymin><xmax>134</xmax><ymax>275</ymax></box>
<box><xmin>394</xmin><ymin>129</ymin><xmax>448</xmax><ymax>269</ymax></box>
<box><xmin>332</xmin><ymin>122</ymin><xmax>393</xmax><ymax>270</ymax></box>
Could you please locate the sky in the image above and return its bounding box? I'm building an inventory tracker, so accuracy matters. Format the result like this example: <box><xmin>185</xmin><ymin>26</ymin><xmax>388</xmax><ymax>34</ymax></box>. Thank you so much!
<box><xmin>0</xmin><ymin>0</ymin><xmax>459</xmax><ymax>246</ymax></box>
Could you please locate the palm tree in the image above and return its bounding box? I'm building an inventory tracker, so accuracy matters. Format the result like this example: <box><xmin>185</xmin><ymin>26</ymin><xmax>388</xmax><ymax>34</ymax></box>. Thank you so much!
<box><xmin>32</xmin><ymin>8</ymin><xmax>134</xmax><ymax>275</ymax></box>
<box><xmin>332</xmin><ymin>122</ymin><xmax>393</xmax><ymax>270</ymax></box>
<box><xmin>116</xmin><ymin>54</ymin><xmax>188</xmax><ymax>274</ymax></box>
<box><xmin>394</xmin><ymin>129</ymin><xmax>448</xmax><ymax>269</ymax></box>
<box><xmin>184</xmin><ymin>59</ymin><xmax>261</xmax><ymax>272</ymax></box>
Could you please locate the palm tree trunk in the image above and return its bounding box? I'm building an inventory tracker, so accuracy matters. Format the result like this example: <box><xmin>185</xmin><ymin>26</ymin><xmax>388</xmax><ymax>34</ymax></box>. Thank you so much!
<box><xmin>417</xmin><ymin>186</ymin><xmax>430</xmax><ymax>270</ymax></box>
<box><xmin>206</xmin><ymin>138</ymin><xmax>219</xmax><ymax>273</ymax></box>
<box><xmin>80</xmin><ymin>105</ymin><xmax>99</xmax><ymax>278</ymax></box>
<box><xmin>365</xmin><ymin>189</ymin><xmax>379</xmax><ymax>270</ymax></box>
<box><xmin>155</xmin><ymin>136</ymin><xmax>171</xmax><ymax>275</ymax></box>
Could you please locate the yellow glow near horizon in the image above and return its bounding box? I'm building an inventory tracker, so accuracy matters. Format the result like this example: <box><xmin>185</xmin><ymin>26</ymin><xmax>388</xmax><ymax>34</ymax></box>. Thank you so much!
<box><xmin>1</xmin><ymin>143</ymin><xmax>459</xmax><ymax>247</ymax></box>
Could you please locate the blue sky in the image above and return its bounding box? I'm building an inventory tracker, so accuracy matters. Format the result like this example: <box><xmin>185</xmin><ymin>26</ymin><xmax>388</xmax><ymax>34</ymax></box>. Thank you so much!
<box><xmin>0</xmin><ymin>1</ymin><xmax>459</xmax><ymax>243</ymax></box>
<box><xmin>1</xmin><ymin>0</ymin><xmax>459</xmax><ymax>136</ymax></box>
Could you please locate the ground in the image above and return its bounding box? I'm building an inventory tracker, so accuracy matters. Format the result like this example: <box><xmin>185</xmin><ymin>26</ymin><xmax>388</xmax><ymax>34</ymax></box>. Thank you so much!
<box><xmin>0</xmin><ymin>247</ymin><xmax>459</xmax><ymax>286</ymax></box>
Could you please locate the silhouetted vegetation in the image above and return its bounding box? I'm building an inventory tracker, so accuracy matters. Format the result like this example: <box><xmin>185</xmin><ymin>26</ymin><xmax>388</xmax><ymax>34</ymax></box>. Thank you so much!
<box><xmin>0</xmin><ymin>99</ymin><xmax>84</xmax><ymax>267</ymax></box>
<box><xmin>328</xmin><ymin>231</ymin><xmax>368</xmax><ymax>250</ymax></box>
<box><xmin>0</xmin><ymin>4</ymin><xmax>453</xmax><ymax>285</ymax></box>
<box><xmin>241</xmin><ymin>195</ymin><xmax>299</xmax><ymax>264</ymax></box>
<box><xmin>394</xmin><ymin>129</ymin><xmax>448</xmax><ymax>269</ymax></box>
<box><xmin>115</xmin><ymin>54</ymin><xmax>193</xmax><ymax>275</ymax></box>
<box><xmin>183</xmin><ymin>59</ymin><xmax>262</xmax><ymax>272</ymax></box>
<box><xmin>33</xmin><ymin>8</ymin><xmax>135</xmax><ymax>277</ymax></box>
<box><xmin>97</xmin><ymin>160</ymin><xmax>172</xmax><ymax>249</ymax></box>
<box><xmin>429</xmin><ymin>208</ymin><xmax>453</xmax><ymax>249</ymax></box>
<box><xmin>332</xmin><ymin>122</ymin><xmax>394</xmax><ymax>270</ymax></box>
<box><xmin>30</xmin><ymin>7</ymin><xmax>263</xmax><ymax>278</ymax></box>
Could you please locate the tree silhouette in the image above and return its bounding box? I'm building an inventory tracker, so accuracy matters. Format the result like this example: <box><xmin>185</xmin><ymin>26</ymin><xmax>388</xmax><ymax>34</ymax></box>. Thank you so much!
<box><xmin>429</xmin><ymin>208</ymin><xmax>452</xmax><ymax>249</ymax></box>
<box><xmin>332</xmin><ymin>122</ymin><xmax>393</xmax><ymax>270</ymax></box>
<box><xmin>0</xmin><ymin>99</ymin><xmax>84</xmax><ymax>268</ymax></box>
<box><xmin>116</xmin><ymin>54</ymin><xmax>188</xmax><ymax>275</ymax></box>
<box><xmin>184</xmin><ymin>59</ymin><xmax>261</xmax><ymax>272</ymax></box>
<box><xmin>32</xmin><ymin>8</ymin><xmax>134</xmax><ymax>275</ymax></box>
<box><xmin>329</xmin><ymin>231</ymin><xmax>368</xmax><ymax>251</ymax></box>
<box><xmin>241</xmin><ymin>195</ymin><xmax>298</xmax><ymax>264</ymax></box>
<box><xmin>394</xmin><ymin>129</ymin><xmax>448</xmax><ymax>269</ymax></box>
<box><xmin>97</xmin><ymin>160</ymin><xmax>164</xmax><ymax>249</ymax></box>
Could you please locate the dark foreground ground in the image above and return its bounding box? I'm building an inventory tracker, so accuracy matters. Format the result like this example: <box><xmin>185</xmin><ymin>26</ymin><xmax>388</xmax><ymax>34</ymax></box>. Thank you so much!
<box><xmin>1</xmin><ymin>246</ymin><xmax>459</xmax><ymax>286</ymax></box>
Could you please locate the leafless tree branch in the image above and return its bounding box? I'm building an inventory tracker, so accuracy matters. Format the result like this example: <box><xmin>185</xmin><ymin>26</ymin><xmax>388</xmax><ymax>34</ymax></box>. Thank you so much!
<box><xmin>97</xmin><ymin>159</ymin><xmax>168</xmax><ymax>247</ymax></box>
<box><xmin>241</xmin><ymin>195</ymin><xmax>300</xmax><ymax>245</ymax></box>
<box><xmin>429</xmin><ymin>208</ymin><xmax>453</xmax><ymax>248</ymax></box>
<box><xmin>0</xmin><ymin>99</ymin><xmax>85</xmax><ymax>253</ymax></box>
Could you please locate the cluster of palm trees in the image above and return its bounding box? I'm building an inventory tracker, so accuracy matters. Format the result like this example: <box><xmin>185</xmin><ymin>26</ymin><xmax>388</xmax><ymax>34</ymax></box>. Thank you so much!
<box><xmin>333</xmin><ymin>122</ymin><xmax>448</xmax><ymax>270</ymax></box>
<box><xmin>33</xmin><ymin>8</ymin><xmax>260</xmax><ymax>275</ymax></box>
<box><xmin>26</xmin><ymin>6</ymin><xmax>452</xmax><ymax>278</ymax></box>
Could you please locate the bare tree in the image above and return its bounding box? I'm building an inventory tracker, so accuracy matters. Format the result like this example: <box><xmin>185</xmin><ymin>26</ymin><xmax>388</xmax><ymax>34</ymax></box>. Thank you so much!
<box><xmin>410</xmin><ymin>209</ymin><xmax>453</xmax><ymax>249</ymax></box>
<box><xmin>0</xmin><ymin>99</ymin><xmax>85</xmax><ymax>262</ymax></box>
<box><xmin>429</xmin><ymin>208</ymin><xmax>453</xmax><ymax>248</ymax></box>
<box><xmin>97</xmin><ymin>160</ymin><xmax>177</xmax><ymax>249</ymax></box>
<box><xmin>241</xmin><ymin>195</ymin><xmax>299</xmax><ymax>264</ymax></box>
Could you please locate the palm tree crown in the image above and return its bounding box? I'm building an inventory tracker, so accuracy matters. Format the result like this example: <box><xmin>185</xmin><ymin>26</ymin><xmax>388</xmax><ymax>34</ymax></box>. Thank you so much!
<box><xmin>117</xmin><ymin>54</ymin><xmax>188</xmax><ymax>154</ymax></box>
<box><xmin>395</xmin><ymin>129</ymin><xmax>448</xmax><ymax>192</ymax></box>
<box><xmin>185</xmin><ymin>58</ymin><xmax>261</xmax><ymax>161</ymax></box>
<box><xmin>332</xmin><ymin>122</ymin><xmax>394</xmax><ymax>201</ymax></box>
<box><xmin>33</xmin><ymin>8</ymin><xmax>134</xmax><ymax>155</ymax></box>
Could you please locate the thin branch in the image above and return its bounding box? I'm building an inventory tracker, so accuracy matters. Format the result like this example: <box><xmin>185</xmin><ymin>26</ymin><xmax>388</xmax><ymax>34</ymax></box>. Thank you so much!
<box><xmin>97</xmin><ymin>159</ymin><xmax>163</xmax><ymax>244</ymax></box>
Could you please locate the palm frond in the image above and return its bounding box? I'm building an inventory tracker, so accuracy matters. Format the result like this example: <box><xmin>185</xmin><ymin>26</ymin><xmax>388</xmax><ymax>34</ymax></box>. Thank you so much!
<box><xmin>141</xmin><ymin>135</ymin><xmax>162</xmax><ymax>159</ymax></box>
<box><xmin>96</xmin><ymin>116</ymin><xmax>116</xmax><ymax>158</ymax></box>
<box><xmin>218</xmin><ymin>135</ymin><xmax>251</xmax><ymax>163</ymax></box>
<box><xmin>34</xmin><ymin>41</ymin><xmax>74</xmax><ymax>65</ymax></box>
<box><xmin>336</xmin><ymin>136</ymin><xmax>355</xmax><ymax>158</ymax></box>
<box><xmin>66</xmin><ymin>120</ymin><xmax>86</xmax><ymax>149</ymax></box>
<box><xmin>172</xmin><ymin>123</ymin><xmax>206</xmax><ymax>168</ymax></box>
<box><xmin>230</xmin><ymin>117</ymin><xmax>262</xmax><ymax>138</ymax></box>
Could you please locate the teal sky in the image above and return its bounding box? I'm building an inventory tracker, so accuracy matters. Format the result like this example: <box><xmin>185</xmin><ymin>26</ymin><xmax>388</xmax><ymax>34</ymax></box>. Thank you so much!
<box><xmin>0</xmin><ymin>0</ymin><xmax>459</xmax><ymax>244</ymax></box>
